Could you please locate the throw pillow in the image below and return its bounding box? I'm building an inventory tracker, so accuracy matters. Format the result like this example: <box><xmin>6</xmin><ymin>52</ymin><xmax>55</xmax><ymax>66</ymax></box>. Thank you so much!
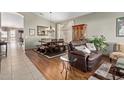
<box><xmin>86</xmin><ymin>43</ymin><xmax>96</xmax><ymax>51</ymax></box>
<box><xmin>75</xmin><ymin>45</ymin><xmax>91</xmax><ymax>54</ymax></box>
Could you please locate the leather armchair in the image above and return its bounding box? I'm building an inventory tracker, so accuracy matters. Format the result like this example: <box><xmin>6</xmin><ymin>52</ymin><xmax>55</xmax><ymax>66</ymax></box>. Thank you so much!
<box><xmin>68</xmin><ymin>42</ymin><xmax>102</xmax><ymax>72</ymax></box>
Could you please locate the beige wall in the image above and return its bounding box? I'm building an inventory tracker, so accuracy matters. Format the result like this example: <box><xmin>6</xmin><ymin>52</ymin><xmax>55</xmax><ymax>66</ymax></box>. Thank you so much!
<box><xmin>57</xmin><ymin>21</ymin><xmax>74</xmax><ymax>43</ymax></box>
<box><xmin>19</xmin><ymin>12</ymin><xmax>124</xmax><ymax>50</ymax></box>
<box><xmin>0</xmin><ymin>12</ymin><xmax>1</xmax><ymax>27</ymax></box>
<box><xmin>0</xmin><ymin>12</ymin><xmax>1</xmax><ymax>40</ymax></box>
<box><xmin>58</xmin><ymin>12</ymin><xmax>124</xmax><ymax>43</ymax></box>
<box><xmin>20</xmin><ymin>12</ymin><xmax>56</xmax><ymax>49</ymax></box>
<box><xmin>58</xmin><ymin>12</ymin><xmax>124</xmax><ymax>54</ymax></box>
<box><xmin>75</xmin><ymin>12</ymin><xmax>124</xmax><ymax>43</ymax></box>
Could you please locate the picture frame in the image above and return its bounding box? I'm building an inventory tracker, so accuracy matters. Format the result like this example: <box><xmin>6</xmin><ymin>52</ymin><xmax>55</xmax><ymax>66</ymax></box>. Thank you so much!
<box><xmin>116</xmin><ymin>17</ymin><xmax>124</xmax><ymax>37</ymax></box>
<box><xmin>37</xmin><ymin>26</ymin><xmax>48</xmax><ymax>36</ymax></box>
<box><xmin>29</xmin><ymin>28</ymin><xmax>35</xmax><ymax>36</ymax></box>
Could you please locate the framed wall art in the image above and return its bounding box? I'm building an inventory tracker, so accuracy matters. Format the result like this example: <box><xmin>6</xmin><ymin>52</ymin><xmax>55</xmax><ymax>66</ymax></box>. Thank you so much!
<box><xmin>37</xmin><ymin>26</ymin><xmax>48</xmax><ymax>36</ymax></box>
<box><xmin>116</xmin><ymin>17</ymin><xmax>124</xmax><ymax>37</ymax></box>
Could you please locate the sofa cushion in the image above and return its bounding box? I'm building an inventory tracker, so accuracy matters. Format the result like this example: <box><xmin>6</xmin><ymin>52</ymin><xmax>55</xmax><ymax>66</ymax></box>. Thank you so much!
<box><xmin>71</xmin><ymin>41</ymin><xmax>84</xmax><ymax>46</ymax></box>
<box><xmin>75</xmin><ymin>45</ymin><xmax>91</xmax><ymax>54</ymax></box>
<box><xmin>86</xmin><ymin>43</ymin><xmax>96</xmax><ymax>51</ymax></box>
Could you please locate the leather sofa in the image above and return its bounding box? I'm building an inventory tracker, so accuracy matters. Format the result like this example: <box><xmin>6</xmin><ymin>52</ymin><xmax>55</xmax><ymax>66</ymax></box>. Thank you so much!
<box><xmin>68</xmin><ymin>41</ymin><xmax>102</xmax><ymax>72</ymax></box>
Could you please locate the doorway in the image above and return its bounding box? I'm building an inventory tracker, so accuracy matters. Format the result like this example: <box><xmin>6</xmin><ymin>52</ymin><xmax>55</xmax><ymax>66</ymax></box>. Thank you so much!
<box><xmin>1</xmin><ymin>12</ymin><xmax>24</xmax><ymax>49</ymax></box>
<box><xmin>10</xmin><ymin>30</ymin><xmax>16</xmax><ymax>42</ymax></box>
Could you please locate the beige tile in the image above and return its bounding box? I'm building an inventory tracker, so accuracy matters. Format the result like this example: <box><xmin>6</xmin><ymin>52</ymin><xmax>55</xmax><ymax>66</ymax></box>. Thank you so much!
<box><xmin>1</xmin><ymin>62</ymin><xmax>11</xmax><ymax>68</ymax></box>
<box><xmin>0</xmin><ymin>42</ymin><xmax>45</xmax><ymax>80</ymax></box>
<box><xmin>1</xmin><ymin>66</ymin><xmax>11</xmax><ymax>74</ymax></box>
<box><xmin>0</xmin><ymin>73</ymin><xmax>11</xmax><ymax>80</ymax></box>
<box><xmin>12</xmin><ymin>65</ymin><xmax>30</xmax><ymax>74</ymax></box>
<box><xmin>25</xmin><ymin>61</ymin><xmax>45</xmax><ymax>80</ymax></box>
<box><xmin>12</xmin><ymin>72</ymin><xmax>33</xmax><ymax>80</ymax></box>
<box><xmin>12</xmin><ymin>61</ymin><xmax>26</xmax><ymax>66</ymax></box>
<box><xmin>1</xmin><ymin>62</ymin><xmax>12</xmax><ymax>74</ymax></box>
<box><xmin>31</xmin><ymin>71</ymin><xmax>45</xmax><ymax>80</ymax></box>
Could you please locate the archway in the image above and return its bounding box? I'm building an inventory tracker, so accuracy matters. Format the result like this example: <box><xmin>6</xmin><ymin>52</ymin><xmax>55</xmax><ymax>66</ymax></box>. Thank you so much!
<box><xmin>1</xmin><ymin>12</ymin><xmax>24</xmax><ymax>49</ymax></box>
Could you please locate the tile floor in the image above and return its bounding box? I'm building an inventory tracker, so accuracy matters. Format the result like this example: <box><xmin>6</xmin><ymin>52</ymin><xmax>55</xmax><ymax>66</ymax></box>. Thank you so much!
<box><xmin>0</xmin><ymin>42</ymin><xmax>45</xmax><ymax>80</ymax></box>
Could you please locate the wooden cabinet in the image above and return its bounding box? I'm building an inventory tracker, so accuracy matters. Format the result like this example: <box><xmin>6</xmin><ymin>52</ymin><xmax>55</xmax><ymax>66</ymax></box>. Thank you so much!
<box><xmin>72</xmin><ymin>24</ymin><xmax>87</xmax><ymax>41</ymax></box>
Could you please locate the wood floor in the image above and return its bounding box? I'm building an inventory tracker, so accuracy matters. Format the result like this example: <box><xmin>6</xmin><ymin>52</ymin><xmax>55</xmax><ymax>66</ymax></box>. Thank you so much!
<box><xmin>26</xmin><ymin>50</ymin><xmax>109</xmax><ymax>80</ymax></box>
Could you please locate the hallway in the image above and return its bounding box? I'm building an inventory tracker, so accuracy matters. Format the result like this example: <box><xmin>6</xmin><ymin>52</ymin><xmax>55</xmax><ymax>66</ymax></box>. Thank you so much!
<box><xmin>0</xmin><ymin>42</ymin><xmax>45</xmax><ymax>80</ymax></box>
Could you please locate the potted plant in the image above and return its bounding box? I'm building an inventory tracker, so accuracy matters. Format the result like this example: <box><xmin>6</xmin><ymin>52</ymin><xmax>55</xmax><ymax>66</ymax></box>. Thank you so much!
<box><xmin>88</xmin><ymin>35</ymin><xmax>108</xmax><ymax>52</ymax></box>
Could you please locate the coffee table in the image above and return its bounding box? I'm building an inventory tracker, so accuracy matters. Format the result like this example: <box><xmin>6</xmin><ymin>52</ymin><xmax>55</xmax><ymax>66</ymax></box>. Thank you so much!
<box><xmin>94</xmin><ymin>62</ymin><xmax>112</xmax><ymax>80</ymax></box>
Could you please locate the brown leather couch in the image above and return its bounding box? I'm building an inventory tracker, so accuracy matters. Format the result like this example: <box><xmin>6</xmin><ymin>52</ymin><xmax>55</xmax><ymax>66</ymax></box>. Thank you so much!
<box><xmin>68</xmin><ymin>41</ymin><xmax>102</xmax><ymax>72</ymax></box>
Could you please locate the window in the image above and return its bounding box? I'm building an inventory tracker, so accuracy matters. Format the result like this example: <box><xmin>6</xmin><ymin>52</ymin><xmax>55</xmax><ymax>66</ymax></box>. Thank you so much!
<box><xmin>10</xmin><ymin>30</ymin><xmax>16</xmax><ymax>41</ymax></box>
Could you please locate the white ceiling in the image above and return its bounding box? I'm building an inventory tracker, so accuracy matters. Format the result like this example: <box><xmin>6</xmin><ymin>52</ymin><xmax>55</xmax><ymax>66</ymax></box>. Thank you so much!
<box><xmin>1</xmin><ymin>12</ymin><xmax>24</xmax><ymax>28</ymax></box>
<box><xmin>34</xmin><ymin>12</ymin><xmax>92</xmax><ymax>23</ymax></box>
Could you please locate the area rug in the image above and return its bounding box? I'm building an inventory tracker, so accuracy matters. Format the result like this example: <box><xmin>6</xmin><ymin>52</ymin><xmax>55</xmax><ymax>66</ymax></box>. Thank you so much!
<box><xmin>33</xmin><ymin>49</ymin><xmax>66</xmax><ymax>58</ymax></box>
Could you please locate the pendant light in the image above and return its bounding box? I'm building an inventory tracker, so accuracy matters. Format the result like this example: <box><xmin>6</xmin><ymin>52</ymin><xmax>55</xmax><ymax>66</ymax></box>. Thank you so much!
<box><xmin>49</xmin><ymin>12</ymin><xmax>54</xmax><ymax>32</ymax></box>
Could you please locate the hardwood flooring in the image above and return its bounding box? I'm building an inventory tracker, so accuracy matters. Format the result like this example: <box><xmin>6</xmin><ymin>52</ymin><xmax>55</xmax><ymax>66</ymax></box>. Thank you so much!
<box><xmin>26</xmin><ymin>50</ymin><xmax>109</xmax><ymax>80</ymax></box>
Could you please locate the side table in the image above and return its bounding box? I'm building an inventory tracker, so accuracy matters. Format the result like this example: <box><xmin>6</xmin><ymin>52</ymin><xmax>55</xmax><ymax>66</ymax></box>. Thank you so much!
<box><xmin>112</xmin><ymin>58</ymin><xmax>124</xmax><ymax>80</ymax></box>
